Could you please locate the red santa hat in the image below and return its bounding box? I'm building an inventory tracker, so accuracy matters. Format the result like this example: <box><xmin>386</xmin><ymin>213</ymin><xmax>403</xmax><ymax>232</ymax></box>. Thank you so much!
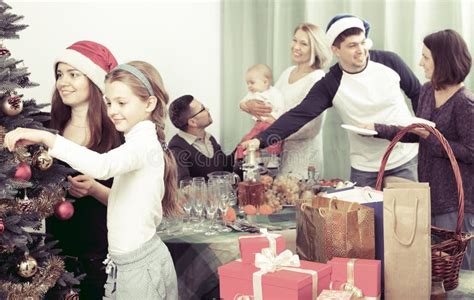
<box><xmin>54</xmin><ymin>40</ymin><xmax>118</xmax><ymax>92</ymax></box>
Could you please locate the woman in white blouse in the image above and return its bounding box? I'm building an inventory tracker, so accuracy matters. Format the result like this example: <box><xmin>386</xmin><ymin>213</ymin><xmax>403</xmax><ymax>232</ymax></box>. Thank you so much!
<box><xmin>242</xmin><ymin>23</ymin><xmax>332</xmax><ymax>179</ymax></box>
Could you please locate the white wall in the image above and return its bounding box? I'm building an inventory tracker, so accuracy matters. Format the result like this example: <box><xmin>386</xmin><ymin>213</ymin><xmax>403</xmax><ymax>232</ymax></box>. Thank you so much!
<box><xmin>7</xmin><ymin>0</ymin><xmax>221</xmax><ymax>140</ymax></box>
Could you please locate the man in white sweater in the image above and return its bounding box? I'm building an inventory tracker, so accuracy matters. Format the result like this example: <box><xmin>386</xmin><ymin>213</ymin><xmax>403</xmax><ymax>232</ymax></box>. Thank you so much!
<box><xmin>242</xmin><ymin>14</ymin><xmax>421</xmax><ymax>187</ymax></box>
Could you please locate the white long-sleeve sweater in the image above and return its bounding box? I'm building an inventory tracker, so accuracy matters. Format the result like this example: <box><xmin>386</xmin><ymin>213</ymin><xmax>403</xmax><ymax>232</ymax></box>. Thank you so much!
<box><xmin>50</xmin><ymin>120</ymin><xmax>165</xmax><ymax>255</ymax></box>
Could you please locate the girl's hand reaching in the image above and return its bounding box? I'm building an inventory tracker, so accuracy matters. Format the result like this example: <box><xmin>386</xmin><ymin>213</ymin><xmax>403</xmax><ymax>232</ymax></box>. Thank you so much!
<box><xmin>4</xmin><ymin>128</ymin><xmax>56</xmax><ymax>151</ymax></box>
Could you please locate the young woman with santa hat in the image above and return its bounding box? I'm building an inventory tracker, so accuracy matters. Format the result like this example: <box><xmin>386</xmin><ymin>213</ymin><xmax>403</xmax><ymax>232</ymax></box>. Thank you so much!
<box><xmin>47</xmin><ymin>40</ymin><xmax>122</xmax><ymax>299</ymax></box>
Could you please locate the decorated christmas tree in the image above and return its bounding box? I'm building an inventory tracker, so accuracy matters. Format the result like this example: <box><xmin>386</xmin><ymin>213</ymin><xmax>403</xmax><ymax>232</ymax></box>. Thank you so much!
<box><xmin>0</xmin><ymin>2</ymin><xmax>82</xmax><ymax>299</ymax></box>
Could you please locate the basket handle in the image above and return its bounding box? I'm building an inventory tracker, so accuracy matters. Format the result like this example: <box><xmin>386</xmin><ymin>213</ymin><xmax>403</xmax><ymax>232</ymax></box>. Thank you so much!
<box><xmin>375</xmin><ymin>123</ymin><xmax>465</xmax><ymax>236</ymax></box>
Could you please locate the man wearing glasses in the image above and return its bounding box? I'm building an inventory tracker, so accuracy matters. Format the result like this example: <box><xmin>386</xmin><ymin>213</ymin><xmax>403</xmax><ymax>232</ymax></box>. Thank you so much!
<box><xmin>168</xmin><ymin>94</ymin><xmax>235</xmax><ymax>182</ymax></box>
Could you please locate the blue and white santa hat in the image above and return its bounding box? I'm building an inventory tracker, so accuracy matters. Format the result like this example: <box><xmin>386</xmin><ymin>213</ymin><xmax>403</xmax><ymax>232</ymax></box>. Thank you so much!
<box><xmin>326</xmin><ymin>14</ymin><xmax>372</xmax><ymax>49</ymax></box>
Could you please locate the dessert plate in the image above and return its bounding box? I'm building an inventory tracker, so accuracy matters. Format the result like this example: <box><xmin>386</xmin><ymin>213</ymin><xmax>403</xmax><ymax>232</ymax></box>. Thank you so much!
<box><xmin>341</xmin><ymin>124</ymin><xmax>378</xmax><ymax>136</ymax></box>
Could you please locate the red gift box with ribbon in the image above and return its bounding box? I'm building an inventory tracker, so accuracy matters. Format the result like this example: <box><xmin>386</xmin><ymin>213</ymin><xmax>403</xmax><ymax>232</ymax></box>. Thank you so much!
<box><xmin>218</xmin><ymin>248</ymin><xmax>332</xmax><ymax>300</ymax></box>
<box><xmin>238</xmin><ymin>229</ymin><xmax>286</xmax><ymax>264</ymax></box>
<box><xmin>328</xmin><ymin>257</ymin><xmax>381</xmax><ymax>299</ymax></box>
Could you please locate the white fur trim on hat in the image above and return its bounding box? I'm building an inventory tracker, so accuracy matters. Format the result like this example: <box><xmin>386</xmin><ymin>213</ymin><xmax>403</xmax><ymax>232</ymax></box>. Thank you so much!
<box><xmin>54</xmin><ymin>49</ymin><xmax>107</xmax><ymax>92</ymax></box>
<box><xmin>326</xmin><ymin>17</ymin><xmax>365</xmax><ymax>46</ymax></box>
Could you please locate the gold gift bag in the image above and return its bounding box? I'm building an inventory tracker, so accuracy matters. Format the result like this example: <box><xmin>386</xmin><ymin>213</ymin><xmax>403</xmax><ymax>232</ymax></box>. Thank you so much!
<box><xmin>296</xmin><ymin>197</ymin><xmax>375</xmax><ymax>263</ymax></box>
<box><xmin>382</xmin><ymin>182</ymin><xmax>431</xmax><ymax>300</ymax></box>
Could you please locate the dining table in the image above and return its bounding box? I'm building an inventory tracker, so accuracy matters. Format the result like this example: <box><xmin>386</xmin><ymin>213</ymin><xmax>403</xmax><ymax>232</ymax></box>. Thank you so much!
<box><xmin>159</xmin><ymin>207</ymin><xmax>297</xmax><ymax>300</ymax></box>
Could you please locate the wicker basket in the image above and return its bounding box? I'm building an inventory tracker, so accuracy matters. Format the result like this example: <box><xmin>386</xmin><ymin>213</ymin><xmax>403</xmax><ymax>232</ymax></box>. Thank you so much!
<box><xmin>375</xmin><ymin>123</ymin><xmax>473</xmax><ymax>291</ymax></box>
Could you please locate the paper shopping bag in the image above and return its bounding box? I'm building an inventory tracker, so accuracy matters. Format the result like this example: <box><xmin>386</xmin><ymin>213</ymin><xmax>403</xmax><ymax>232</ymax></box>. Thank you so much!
<box><xmin>383</xmin><ymin>182</ymin><xmax>431</xmax><ymax>300</ymax></box>
<box><xmin>296</xmin><ymin>196</ymin><xmax>375</xmax><ymax>263</ymax></box>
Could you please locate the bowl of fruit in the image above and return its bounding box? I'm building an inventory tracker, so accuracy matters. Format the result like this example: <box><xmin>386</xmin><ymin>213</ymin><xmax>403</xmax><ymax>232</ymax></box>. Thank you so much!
<box><xmin>319</xmin><ymin>178</ymin><xmax>356</xmax><ymax>193</ymax></box>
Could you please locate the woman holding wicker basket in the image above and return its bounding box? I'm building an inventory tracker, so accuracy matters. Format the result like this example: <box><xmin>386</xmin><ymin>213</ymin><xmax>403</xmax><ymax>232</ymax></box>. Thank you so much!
<box><xmin>363</xmin><ymin>29</ymin><xmax>473</xmax><ymax>270</ymax></box>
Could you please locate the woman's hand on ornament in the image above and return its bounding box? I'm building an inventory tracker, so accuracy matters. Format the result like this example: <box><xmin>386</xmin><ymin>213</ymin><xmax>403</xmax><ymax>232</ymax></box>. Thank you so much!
<box><xmin>4</xmin><ymin>128</ymin><xmax>56</xmax><ymax>151</ymax></box>
<box><xmin>68</xmin><ymin>175</ymin><xmax>97</xmax><ymax>198</ymax></box>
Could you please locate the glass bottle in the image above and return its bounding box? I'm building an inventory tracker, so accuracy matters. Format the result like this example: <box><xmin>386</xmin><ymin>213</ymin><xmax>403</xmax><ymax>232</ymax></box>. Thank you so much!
<box><xmin>300</xmin><ymin>166</ymin><xmax>321</xmax><ymax>202</ymax></box>
<box><xmin>430</xmin><ymin>276</ymin><xmax>446</xmax><ymax>300</ymax></box>
<box><xmin>237</xmin><ymin>144</ymin><xmax>264</xmax><ymax>208</ymax></box>
<box><xmin>307</xmin><ymin>166</ymin><xmax>317</xmax><ymax>187</ymax></box>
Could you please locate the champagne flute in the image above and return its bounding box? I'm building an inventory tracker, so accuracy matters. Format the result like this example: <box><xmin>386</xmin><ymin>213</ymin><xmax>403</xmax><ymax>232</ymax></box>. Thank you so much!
<box><xmin>179</xmin><ymin>179</ymin><xmax>193</xmax><ymax>231</ymax></box>
<box><xmin>192</xmin><ymin>180</ymin><xmax>206</xmax><ymax>233</ymax></box>
<box><xmin>205</xmin><ymin>179</ymin><xmax>219</xmax><ymax>235</ymax></box>
<box><xmin>217</xmin><ymin>180</ymin><xmax>232</xmax><ymax>232</ymax></box>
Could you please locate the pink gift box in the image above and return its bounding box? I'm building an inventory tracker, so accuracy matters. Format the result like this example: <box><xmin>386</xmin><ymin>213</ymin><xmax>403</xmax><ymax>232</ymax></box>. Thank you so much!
<box><xmin>238</xmin><ymin>233</ymin><xmax>286</xmax><ymax>264</ymax></box>
<box><xmin>328</xmin><ymin>257</ymin><xmax>381</xmax><ymax>298</ymax></box>
<box><xmin>317</xmin><ymin>289</ymin><xmax>354</xmax><ymax>300</ymax></box>
<box><xmin>218</xmin><ymin>259</ymin><xmax>332</xmax><ymax>300</ymax></box>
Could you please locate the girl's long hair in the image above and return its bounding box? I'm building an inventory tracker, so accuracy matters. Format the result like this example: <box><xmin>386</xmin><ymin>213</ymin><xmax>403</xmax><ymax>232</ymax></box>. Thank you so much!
<box><xmin>105</xmin><ymin>61</ymin><xmax>179</xmax><ymax>217</ymax></box>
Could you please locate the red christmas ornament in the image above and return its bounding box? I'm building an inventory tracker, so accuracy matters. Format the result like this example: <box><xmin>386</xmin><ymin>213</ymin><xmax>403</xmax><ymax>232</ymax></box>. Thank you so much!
<box><xmin>14</xmin><ymin>162</ymin><xmax>32</xmax><ymax>181</ymax></box>
<box><xmin>0</xmin><ymin>46</ymin><xmax>11</xmax><ymax>57</ymax></box>
<box><xmin>54</xmin><ymin>199</ymin><xmax>74</xmax><ymax>220</ymax></box>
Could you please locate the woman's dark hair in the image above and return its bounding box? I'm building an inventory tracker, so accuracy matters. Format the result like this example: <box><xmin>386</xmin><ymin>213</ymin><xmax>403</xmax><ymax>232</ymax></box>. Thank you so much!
<box><xmin>50</xmin><ymin>76</ymin><xmax>121</xmax><ymax>153</ymax></box>
<box><xmin>424</xmin><ymin>29</ymin><xmax>472</xmax><ymax>90</ymax></box>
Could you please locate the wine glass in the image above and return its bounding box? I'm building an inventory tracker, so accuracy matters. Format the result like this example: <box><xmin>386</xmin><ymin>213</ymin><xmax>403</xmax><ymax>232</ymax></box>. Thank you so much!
<box><xmin>179</xmin><ymin>179</ymin><xmax>193</xmax><ymax>231</ymax></box>
<box><xmin>192</xmin><ymin>179</ymin><xmax>206</xmax><ymax>233</ymax></box>
<box><xmin>217</xmin><ymin>180</ymin><xmax>232</xmax><ymax>233</ymax></box>
<box><xmin>205</xmin><ymin>179</ymin><xmax>219</xmax><ymax>235</ymax></box>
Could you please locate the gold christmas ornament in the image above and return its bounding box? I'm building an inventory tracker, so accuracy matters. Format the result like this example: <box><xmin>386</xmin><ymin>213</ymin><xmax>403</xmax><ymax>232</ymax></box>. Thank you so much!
<box><xmin>17</xmin><ymin>254</ymin><xmax>38</xmax><ymax>278</ymax></box>
<box><xmin>1</xmin><ymin>92</ymin><xmax>23</xmax><ymax>116</ymax></box>
<box><xmin>32</xmin><ymin>148</ymin><xmax>53</xmax><ymax>171</ymax></box>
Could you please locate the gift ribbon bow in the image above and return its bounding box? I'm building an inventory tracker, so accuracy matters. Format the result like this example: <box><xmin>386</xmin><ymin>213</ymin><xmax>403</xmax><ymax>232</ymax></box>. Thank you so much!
<box><xmin>239</xmin><ymin>228</ymin><xmax>280</xmax><ymax>255</ymax></box>
<box><xmin>252</xmin><ymin>248</ymin><xmax>319</xmax><ymax>300</ymax></box>
<box><xmin>341</xmin><ymin>259</ymin><xmax>364</xmax><ymax>298</ymax></box>
<box><xmin>254</xmin><ymin>248</ymin><xmax>301</xmax><ymax>272</ymax></box>
<box><xmin>259</xmin><ymin>228</ymin><xmax>278</xmax><ymax>256</ymax></box>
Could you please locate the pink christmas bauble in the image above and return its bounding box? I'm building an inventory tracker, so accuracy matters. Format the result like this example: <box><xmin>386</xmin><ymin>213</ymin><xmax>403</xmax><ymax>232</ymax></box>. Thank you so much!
<box><xmin>14</xmin><ymin>162</ymin><xmax>32</xmax><ymax>181</ymax></box>
<box><xmin>54</xmin><ymin>199</ymin><xmax>74</xmax><ymax>220</ymax></box>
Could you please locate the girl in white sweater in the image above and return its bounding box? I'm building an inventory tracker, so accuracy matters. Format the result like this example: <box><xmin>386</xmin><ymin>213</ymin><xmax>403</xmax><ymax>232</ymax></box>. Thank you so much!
<box><xmin>6</xmin><ymin>61</ymin><xmax>179</xmax><ymax>299</ymax></box>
